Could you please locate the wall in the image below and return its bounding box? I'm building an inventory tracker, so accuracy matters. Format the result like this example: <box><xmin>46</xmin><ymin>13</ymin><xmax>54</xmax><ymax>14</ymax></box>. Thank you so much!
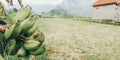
<box><xmin>93</xmin><ymin>4</ymin><xmax>116</xmax><ymax>21</ymax></box>
<box><xmin>116</xmin><ymin>4</ymin><xmax>120</xmax><ymax>22</ymax></box>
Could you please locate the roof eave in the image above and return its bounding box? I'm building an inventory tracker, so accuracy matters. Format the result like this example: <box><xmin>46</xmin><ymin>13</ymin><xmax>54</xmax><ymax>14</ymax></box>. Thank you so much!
<box><xmin>92</xmin><ymin>2</ymin><xmax>117</xmax><ymax>7</ymax></box>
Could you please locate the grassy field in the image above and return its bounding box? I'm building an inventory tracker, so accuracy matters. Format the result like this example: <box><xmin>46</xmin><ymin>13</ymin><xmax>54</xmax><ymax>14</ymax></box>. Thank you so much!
<box><xmin>37</xmin><ymin>18</ymin><xmax>120</xmax><ymax>60</ymax></box>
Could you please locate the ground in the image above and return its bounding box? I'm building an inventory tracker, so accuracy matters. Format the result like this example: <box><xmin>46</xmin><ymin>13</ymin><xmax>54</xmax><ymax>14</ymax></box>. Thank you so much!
<box><xmin>37</xmin><ymin>18</ymin><xmax>120</xmax><ymax>60</ymax></box>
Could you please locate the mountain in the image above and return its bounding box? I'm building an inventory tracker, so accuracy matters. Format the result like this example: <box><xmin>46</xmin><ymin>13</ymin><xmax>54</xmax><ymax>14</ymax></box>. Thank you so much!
<box><xmin>4</xmin><ymin>4</ymin><xmax>56</xmax><ymax>15</ymax></box>
<box><xmin>28</xmin><ymin>4</ymin><xmax>56</xmax><ymax>14</ymax></box>
<box><xmin>47</xmin><ymin>0</ymin><xmax>96</xmax><ymax>17</ymax></box>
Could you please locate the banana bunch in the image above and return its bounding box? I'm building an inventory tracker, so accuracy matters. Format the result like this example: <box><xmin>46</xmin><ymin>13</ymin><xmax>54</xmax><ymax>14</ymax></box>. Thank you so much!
<box><xmin>27</xmin><ymin>16</ymin><xmax>40</xmax><ymax>36</ymax></box>
<box><xmin>0</xmin><ymin>6</ymin><xmax>46</xmax><ymax>60</ymax></box>
<box><xmin>20</xmin><ymin>17</ymin><xmax>34</xmax><ymax>35</ymax></box>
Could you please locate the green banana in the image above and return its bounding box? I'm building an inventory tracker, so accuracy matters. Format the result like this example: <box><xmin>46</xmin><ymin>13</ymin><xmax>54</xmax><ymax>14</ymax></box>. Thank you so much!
<box><xmin>6</xmin><ymin>39</ymin><xmax>23</xmax><ymax>55</ymax></box>
<box><xmin>0</xmin><ymin>6</ymin><xmax>46</xmax><ymax>59</ymax></box>
<box><xmin>0</xmin><ymin>33</ymin><xmax>4</xmax><ymax>55</ymax></box>
<box><xmin>10</xmin><ymin>21</ymin><xmax>21</xmax><ymax>39</ymax></box>
<box><xmin>24</xmin><ymin>16</ymin><xmax>40</xmax><ymax>37</ymax></box>
<box><xmin>10</xmin><ymin>42</ymin><xmax>22</xmax><ymax>55</ymax></box>
<box><xmin>28</xmin><ymin>8</ymin><xmax>33</xmax><ymax>18</ymax></box>
<box><xmin>33</xmin><ymin>32</ymin><xmax>45</xmax><ymax>43</ymax></box>
<box><xmin>28</xmin><ymin>16</ymin><xmax>40</xmax><ymax>35</ymax></box>
<box><xmin>20</xmin><ymin>17</ymin><xmax>34</xmax><ymax>35</ymax></box>
<box><xmin>16</xmin><ymin>47</ymin><xmax>27</xmax><ymax>57</ymax></box>
<box><xmin>12</xmin><ymin>6</ymin><xmax>30</xmax><ymax>23</ymax></box>
<box><xmin>22</xmin><ymin>55</ymin><xmax>30</xmax><ymax>60</ymax></box>
<box><xmin>4</xmin><ymin>21</ymin><xmax>21</xmax><ymax>39</ymax></box>
<box><xmin>9</xmin><ymin>11</ymin><xmax>17</xmax><ymax>18</ymax></box>
<box><xmin>0</xmin><ymin>2</ymin><xmax>4</xmax><ymax>16</ymax></box>
<box><xmin>4</xmin><ymin>9</ymin><xmax>13</xmax><ymax>20</ymax></box>
<box><xmin>0</xmin><ymin>10</ymin><xmax>3</xmax><ymax>16</ymax></box>
<box><xmin>0</xmin><ymin>55</ymin><xmax>4</xmax><ymax>60</ymax></box>
<box><xmin>6</xmin><ymin>39</ymin><xmax>16</xmax><ymax>55</ymax></box>
<box><xmin>4</xmin><ymin>23</ymin><xmax>16</xmax><ymax>39</ymax></box>
<box><xmin>24</xmin><ymin>40</ymin><xmax>40</xmax><ymax>51</ymax></box>
<box><xmin>29</xmin><ymin>46</ymin><xmax>45</xmax><ymax>55</ymax></box>
<box><xmin>0</xmin><ymin>32</ymin><xmax>4</xmax><ymax>42</ymax></box>
<box><xmin>0</xmin><ymin>42</ymin><xmax>3</xmax><ymax>55</ymax></box>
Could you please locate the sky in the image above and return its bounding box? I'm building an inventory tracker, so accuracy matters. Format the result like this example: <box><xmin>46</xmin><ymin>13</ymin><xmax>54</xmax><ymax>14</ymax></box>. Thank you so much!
<box><xmin>0</xmin><ymin>0</ymin><xmax>64</xmax><ymax>13</ymax></box>
<box><xmin>1</xmin><ymin>0</ymin><xmax>63</xmax><ymax>6</ymax></box>
<box><xmin>0</xmin><ymin>0</ymin><xmax>96</xmax><ymax>15</ymax></box>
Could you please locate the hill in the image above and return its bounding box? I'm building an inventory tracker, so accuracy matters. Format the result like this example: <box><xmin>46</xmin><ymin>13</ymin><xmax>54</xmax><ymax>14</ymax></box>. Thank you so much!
<box><xmin>47</xmin><ymin>0</ymin><xmax>96</xmax><ymax>17</ymax></box>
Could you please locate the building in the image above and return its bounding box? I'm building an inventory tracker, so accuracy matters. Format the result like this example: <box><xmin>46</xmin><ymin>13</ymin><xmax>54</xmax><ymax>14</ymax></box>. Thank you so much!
<box><xmin>92</xmin><ymin>0</ymin><xmax>120</xmax><ymax>22</ymax></box>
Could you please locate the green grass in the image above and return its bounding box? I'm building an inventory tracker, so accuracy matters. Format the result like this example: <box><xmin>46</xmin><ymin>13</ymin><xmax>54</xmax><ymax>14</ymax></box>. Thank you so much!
<box><xmin>37</xmin><ymin>18</ymin><xmax>120</xmax><ymax>60</ymax></box>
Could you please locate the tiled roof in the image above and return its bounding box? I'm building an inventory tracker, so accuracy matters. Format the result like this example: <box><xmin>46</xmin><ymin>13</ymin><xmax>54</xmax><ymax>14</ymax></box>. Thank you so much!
<box><xmin>93</xmin><ymin>0</ymin><xmax>120</xmax><ymax>6</ymax></box>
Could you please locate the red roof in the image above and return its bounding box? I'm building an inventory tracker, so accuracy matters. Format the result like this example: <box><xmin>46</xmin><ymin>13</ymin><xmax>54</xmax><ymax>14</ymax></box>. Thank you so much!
<box><xmin>93</xmin><ymin>0</ymin><xmax>120</xmax><ymax>6</ymax></box>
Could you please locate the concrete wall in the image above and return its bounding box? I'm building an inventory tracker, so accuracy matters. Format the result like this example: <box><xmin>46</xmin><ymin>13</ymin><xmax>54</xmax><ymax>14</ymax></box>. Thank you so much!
<box><xmin>116</xmin><ymin>5</ymin><xmax>120</xmax><ymax>21</ymax></box>
<box><xmin>93</xmin><ymin>4</ymin><xmax>117</xmax><ymax>21</ymax></box>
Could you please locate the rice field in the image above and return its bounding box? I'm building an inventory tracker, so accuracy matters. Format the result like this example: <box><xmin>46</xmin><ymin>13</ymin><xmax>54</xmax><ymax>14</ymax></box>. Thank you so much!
<box><xmin>37</xmin><ymin>18</ymin><xmax>120</xmax><ymax>60</ymax></box>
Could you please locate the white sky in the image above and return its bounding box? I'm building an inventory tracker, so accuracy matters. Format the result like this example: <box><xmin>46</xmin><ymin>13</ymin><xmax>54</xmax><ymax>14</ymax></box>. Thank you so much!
<box><xmin>1</xmin><ymin>0</ymin><xmax>63</xmax><ymax>5</ymax></box>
